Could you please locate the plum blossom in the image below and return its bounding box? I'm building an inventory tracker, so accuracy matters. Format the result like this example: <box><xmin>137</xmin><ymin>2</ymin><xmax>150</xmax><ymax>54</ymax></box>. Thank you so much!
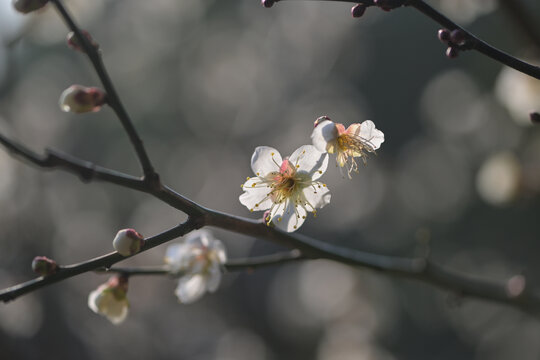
<box><xmin>165</xmin><ymin>230</ymin><xmax>227</xmax><ymax>304</ymax></box>
<box><xmin>239</xmin><ymin>145</ymin><xmax>330</xmax><ymax>232</ymax></box>
<box><xmin>311</xmin><ymin>116</ymin><xmax>384</xmax><ymax>178</ymax></box>
<box><xmin>88</xmin><ymin>275</ymin><xmax>129</xmax><ymax>325</ymax></box>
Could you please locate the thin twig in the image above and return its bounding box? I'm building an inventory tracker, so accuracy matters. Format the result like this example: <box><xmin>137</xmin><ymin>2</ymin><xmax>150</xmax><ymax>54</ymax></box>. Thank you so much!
<box><xmin>1</xmin><ymin>132</ymin><xmax>540</xmax><ymax>313</ymax></box>
<box><xmin>94</xmin><ymin>249</ymin><xmax>304</xmax><ymax>276</ymax></box>
<box><xmin>0</xmin><ymin>220</ymin><xmax>199</xmax><ymax>302</ymax></box>
<box><xmin>49</xmin><ymin>0</ymin><xmax>157</xmax><ymax>180</ymax></box>
<box><xmin>280</xmin><ymin>0</ymin><xmax>540</xmax><ymax>79</ymax></box>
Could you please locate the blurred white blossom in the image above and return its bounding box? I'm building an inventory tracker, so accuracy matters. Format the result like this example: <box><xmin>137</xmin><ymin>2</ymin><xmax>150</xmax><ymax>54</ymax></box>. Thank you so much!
<box><xmin>476</xmin><ymin>152</ymin><xmax>521</xmax><ymax>205</ymax></box>
<box><xmin>239</xmin><ymin>145</ymin><xmax>330</xmax><ymax>232</ymax></box>
<box><xmin>88</xmin><ymin>276</ymin><xmax>129</xmax><ymax>325</ymax></box>
<box><xmin>496</xmin><ymin>63</ymin><xmax>540</xmax><ymax>126</ymax></box>
<box><xmin>165</xmin><ymin>230</ymin><xmax>227</xmax><ymax>304</ymax></box>
<box><xmin>311</xmin><ymin>116</ymin><xmax>384</xmax><ymax>178</ymax></box>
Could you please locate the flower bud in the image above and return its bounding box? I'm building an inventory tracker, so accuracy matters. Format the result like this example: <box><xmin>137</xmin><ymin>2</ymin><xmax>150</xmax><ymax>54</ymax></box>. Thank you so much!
<box><xmin>31</xmin><ymin>256</ymin><xmax>57</xmax><ymax>276</ymax></box>
<box><xmin>113</xmin><ymin>229</ymin><xmax>144</xmax><ymax>257</ymax></box>
<box><xmin>446</xmin><ymin>46</ymin><xmax>458</xmax><ymax>59</ymax></box>
<box><xmin>67</xmin><ymin>31</ymin><xmax>99</xmax><ymax>53</ymax></box>
<box><xmin>437</xmin><ymin>29</ymin><xmax>450</xmax><ymax>43</ymax></box>
<box><xmin>450</xmin><ymin>29</ymin><xmax>466</xmax><ymax>45</ymax></box>
<box><xmin>59</xmin><ymin>85</ymin><xmax>106</xmax><ymax>113</ymax></box>
<box><xmin>351</xmin><ymin>4</ymin><xmax>366</xmax><ymax>18</ymax></box>
<box><xmin>88</xmin><ymin>275</ymin><xmax>129</xmax><ymax>325</ymax></box>
<box><xmin>12</xmin><ymin>0</ymin><xmax>48</xmax><ymax>14</ymax></box>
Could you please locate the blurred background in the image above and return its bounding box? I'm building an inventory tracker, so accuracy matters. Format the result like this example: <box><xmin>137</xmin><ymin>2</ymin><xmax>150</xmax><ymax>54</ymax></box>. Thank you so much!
<box><xmin>0</xmin><ymin>0</ymin><xmax>539</xmax><ymax>359</ymax></box>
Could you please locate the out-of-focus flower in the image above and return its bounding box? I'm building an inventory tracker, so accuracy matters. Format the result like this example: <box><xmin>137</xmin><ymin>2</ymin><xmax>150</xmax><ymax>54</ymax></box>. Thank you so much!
<box><xmin>112</xmin><ymin>229</ymin><xmax>144</xmax><ymax>257</ymax></box>
<box><xmin>12</xmin><ymin>0</ymin><xmax>48</xmax><ymax>14</ymax></box>
<box><xmin>476</xmin><ymin>152</ymin><xmax>522</xmax><ymax>206</ymax></box>
<box><xmin>31</xmin><ymin>256</ymin><xmax>57</xmax><ymax>276</ymax></box>
<box><xmin>311</xmin><ymin>116</ymin><xmax>384</xmax><ymax>178</ymax></box>
<box><xmin>88</xmin><ymin>276</ymin><xmax>129</xmax><ymax>325</ymax></box>
<box><xmin>59</xmin><ymin>85</ymin><xmax>106</xmax><ymax>114</ymax></box>
<box><xmin>496</xmin><ymin>63</ymin><xmax>540</xmax><ymax>126</ymax></box>
<box><xmin>165</xmin><ymin>230</ymin><xmax>227</xmax><ymax>304</ymax></box>
<box><xmin>239</xmin><ymin>145</ymin><xmax>330</xmax><ymax>232</ymax></box>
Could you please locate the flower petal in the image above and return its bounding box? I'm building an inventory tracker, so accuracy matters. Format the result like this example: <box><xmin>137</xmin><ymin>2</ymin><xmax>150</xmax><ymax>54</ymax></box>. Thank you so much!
<box><xmin>211</xmin><ymin>239</ymin><xmax>227</xmax><ymax>263</ymax></box>
<box><xmin>175</xmin><ymin>274</ymin><xmax>207</xmax><ymax>304</ymax></box>
<box><xmin>239</xmin><ymin>177</ymin><xmax>273</xmax><ymax>211</ymax></box>
<box><xmin>357</xmin><ymin>120</ymin><xmax>384</xmax><ymax>150</ymax></box>
<box><xmin>164</xmin><ymin>243</ymin><xmax>193</xmax><ymax>273</ymax></box>
<box><xmin>270</xmin><ymin>199</ymin><xmax>307</xmax><ymax>232</ymax></box>
<box><xmin>311</xmin><ymin>120</ymin><xmax>338</xmax><ymax>153</ymax></box>
<box><xmin>251</xmin><ymin>146</ymin><xmax>281</xmax><ymax>176</ymax></box>
<box><xmin>289</xmin><ymin>145</ymin><xmax>329</xmax><ymax>180</ymax></box>
<box><xmin>206</xmin><ymin>263</ymin><xmax>222</xmax><ymax>293</ymax></box>
<box><xmin>104</xmin><ymin>297</ymin><xmax>129</xmax><ymax>325</ymax></box>
<box><xmin>303</xmin><ymin>182</ymin><xmax>331</xmax><ymax>210</ymax></box>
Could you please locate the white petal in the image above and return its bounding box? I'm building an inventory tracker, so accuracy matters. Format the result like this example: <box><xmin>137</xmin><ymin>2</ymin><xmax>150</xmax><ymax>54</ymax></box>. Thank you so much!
<box><xmin>164</xmin><ymin>243</ymin><xmax>191</xmax><ymax>272</ymax></box>
<box><xmin>270</xmin><ymin>199</ymin><xmax>307</xmax><ymax>232</ymax></box>
<box><xmin>87</xmin><ymin>288</ymin><xmax>102</xmax><ymax>314</ymax></box>
<box><xmin>104</xmin><ymin>298</ymin><xmax>129</xmax><ymax>325</ymax></box>
<box><xmin>175</xmin><ymin>274</ymin><xmax>207</xmax><ymax>304</ymax></box>
<box><xmin>289</xmin><ymin>145</ymin><xmax>329</xmax><ymax>180</ymax></box>
<box><xmin>303</xmin><ymin>183</ymin><xmax>331</xmax><ymax>210</ymax></box>
<box><xmin>185</xmin><ymin>229</ymin><xmax>213</xmax><ymax>248</ymax></box>
<box><xmin>206</xmin><ymin>263</ymin><xmax>223</xmax><ymax>292</ymax></box>
<box><xmin>311</xmin><ymin>120</ymin><xmax>338</xmax><ymax>152</ymax></box>
<box><xmin>239</xmin><ymin>177</ymin><xmax>273</xmax><ymax>211</ymax></box>
<box><xmin>211</xmin><ymin>239</ymin><xmax>228</xmax><ymax>263</ymax></box>
<box><xmin>358</xmin><ymin>120</ymin><xmax>384</xmax><ymax>150</ymax></box>
<box><xmin>251</xmin><ymin>146</ymin><xmax>281</xmax><ymax>176</ymax></box>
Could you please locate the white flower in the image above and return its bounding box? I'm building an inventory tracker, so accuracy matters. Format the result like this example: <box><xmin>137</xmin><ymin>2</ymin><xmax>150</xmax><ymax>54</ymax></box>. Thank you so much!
<box><xmin>239</xmin><ymin>145</ymin><xmax>330</xmax><ymax>232</ymax></box>
<box><xmin>311</xmin><ymin>116</ymin><xmax>384</xmax><ymax>178</ymax></box>
<box><xmin>88</xmin><ymin>276</ymin><xmax>129</xmax><ymax>325</ymax></box>
<box><xmin>112</xmin><ymin>228</ymin><xmax>144</xmax><ymax>257</ymax></box>
<box><xmin>164</xmin><ymin>230</ymin><xmax>227</xmax><ymax>304</ymax></box>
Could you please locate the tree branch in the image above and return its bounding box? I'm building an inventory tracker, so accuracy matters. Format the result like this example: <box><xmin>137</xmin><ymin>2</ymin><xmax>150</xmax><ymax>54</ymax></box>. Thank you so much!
<box><xmin>49</xmin><ymin>0</ymin><xmax>157</xmax><ymax>179</ymax></box>
<box><xmin>94</xmin><ymin>249</ymin><xmax>304</xmax><ymax>276</ymax></box>
<box><xmin>0</xmin><ymin>219</ymin><xmax>199</xmax><ymax>302</ymax></box>
<box><xmin>1</xmin><ymin>132</ymin><xmax>540</xmax><ymax>313</ymax></box>
<box><xmin>279</xmin><ymin>0</ymin><xmax>540</xmax><ymax>79</ymax></box>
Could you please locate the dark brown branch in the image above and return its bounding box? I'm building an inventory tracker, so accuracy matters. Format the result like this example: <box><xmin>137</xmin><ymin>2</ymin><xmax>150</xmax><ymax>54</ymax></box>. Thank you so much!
<box><xmin>49</xmin><ymin>0</ymin><xmax>157</xmax><ymax>179</ymax></box>
<box><xmin>1</xmin><ymin>131</ymin><xmax>540</xmax><ymax>313</ymax></box>
<box><xmin>95</xmin><ymin>249</ymin><xmax>304</xmax><ymax>276</ymax></box>
<box><xmin>0</xmin><ymin>132</ymin><xmax>204</xmax><ymax>216</ymax></box>
<box><xmin>0</xmin><ymin>219</ymin><xmax>199</xmax><ymax>302</ymax></box>
<box><xmin>407</xmin><ymin>0</ymin><xmax>540</xmax><ymax>79</ymax></box>
<box><xmin>280</xmin><ymin>0</ymin><xmax>540</xmax><ymax>79</ymax></box>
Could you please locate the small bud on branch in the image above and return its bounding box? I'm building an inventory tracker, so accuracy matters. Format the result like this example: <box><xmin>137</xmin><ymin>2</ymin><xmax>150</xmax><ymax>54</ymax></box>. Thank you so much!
<box><xmin>59</xmin><ymin>85</ymin><xmax>106</xmax><ymax>114</ymax></box>
<box><xmin>351</xmin><ymin>4</ymin><xmax>367</xmax><ymax>18</ymax></box>
<box><xmin>112</xmin><ymin>229</ymin><xmax>145</xmax><ymax>257</ymax></box>
<box><xmin>67</xmin><ymin>31</ymin><xmax>99</xmax><ymax>53</ymax></box>
<box><xmin>31</xmin><ymin>256</ymin><xmax>57</xmax><ymax>276</ymax></box>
